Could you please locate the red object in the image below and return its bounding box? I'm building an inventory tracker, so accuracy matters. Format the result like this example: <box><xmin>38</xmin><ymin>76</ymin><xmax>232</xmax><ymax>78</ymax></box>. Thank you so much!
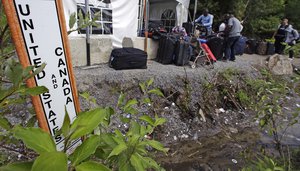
<box><xmin>201</xmin><ymin>43</ymin><xmax>217</xmax><ymax>62</ymax></box>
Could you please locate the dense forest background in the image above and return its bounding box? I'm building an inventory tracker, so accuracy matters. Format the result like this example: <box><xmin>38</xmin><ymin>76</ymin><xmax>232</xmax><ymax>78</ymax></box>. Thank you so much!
<box><xmin>189</xmin><ymin>0</ymin><xmax>300</xmax><ymax>39</ymax></box>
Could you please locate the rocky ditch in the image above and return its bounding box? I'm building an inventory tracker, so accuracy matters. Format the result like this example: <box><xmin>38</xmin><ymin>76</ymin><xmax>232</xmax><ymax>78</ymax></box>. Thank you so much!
<box><xmin>74</xmin><ymin>54</ymin><xmax>300</xmax><ymax>170</ymax></box>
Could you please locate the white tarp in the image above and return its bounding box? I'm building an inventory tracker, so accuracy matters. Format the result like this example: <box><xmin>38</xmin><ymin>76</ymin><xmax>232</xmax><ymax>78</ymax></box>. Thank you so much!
<box><xmin>63</xmin><ymin>0</ymin><xmax>189</xmax><ymax>47</ymax></box>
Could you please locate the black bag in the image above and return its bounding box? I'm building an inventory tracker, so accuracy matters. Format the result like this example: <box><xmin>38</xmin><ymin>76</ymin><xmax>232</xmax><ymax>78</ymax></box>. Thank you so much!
<box><xmin>266</xmin><ymin>42</ymin><xmax>275</xmax><ymax>55</ymax></box>
<box><xmin>109</xmin><ymin>48</ymin><xmax>147</xmax><ymax>70</ymax></box>
<box><xmin>174</xmin><ymin>39</ymin><xmax>191</xmax><ymax>66</ymax></box>
<box><xmin>182</xmin><ymin>22</ymin><xmax>193</xmax><ymax>35</ymax></box>
<box><xmin>234</xmin><ymin>36</ymin><xmax>247</xmax><ymax>55</ymax></box>
<box><xmin>156</xmin><ymin>34</ymin><xmax>177</xmax><ymax>64</ymax></box>
<box><xmin>207</xmin><ymin>36</ymin><xmax>225</xmax><ymax>60</ymax></box>
<box><xmin>245</xmin><ymin>39</ymin><xmax>257</xmax><ymax>54</ymax></box>
<box><xmin>256</xmin><ymin>41</ymin><xmax>268</xmax><ymax>55</ymax></box>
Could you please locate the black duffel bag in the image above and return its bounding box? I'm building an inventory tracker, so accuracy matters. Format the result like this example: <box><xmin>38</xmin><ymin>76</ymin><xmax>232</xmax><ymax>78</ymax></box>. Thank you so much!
<box><xmin>109</xmin><ymin>48</ymin><xmax>147</xmax><ymax>70</ymax></box>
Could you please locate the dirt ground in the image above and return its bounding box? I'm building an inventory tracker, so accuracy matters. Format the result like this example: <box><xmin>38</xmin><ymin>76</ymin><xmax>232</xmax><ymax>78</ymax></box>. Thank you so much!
<box><xmin>74</xmin><ymin>54</ymin><xmax>300</xmax><ymax>171</ymax></box>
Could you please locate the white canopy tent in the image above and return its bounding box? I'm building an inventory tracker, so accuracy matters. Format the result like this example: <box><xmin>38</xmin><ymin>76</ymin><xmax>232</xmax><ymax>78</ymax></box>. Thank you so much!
<box><xmin>63</xmin><ymin>0</ymin><xmax>190</xmax><ymax>48</ymax></box>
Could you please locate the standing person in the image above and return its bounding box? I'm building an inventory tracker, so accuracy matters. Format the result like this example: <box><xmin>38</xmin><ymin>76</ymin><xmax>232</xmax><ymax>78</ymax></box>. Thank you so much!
<box><xmin>285</xmin><ymin>26</ymin><xmax>299</xmax><ymax>59</ymax></box>
<box><xmin>273</xmin><ymin>18</ymin><xmax>291</xmax><ymax>54</ymax></box>
<box><xmin>224</xmin><ymin>13</ymin><xmax>242</xmax><ymax>62</ymax></box>
<box><xmin>194</xmin><ymin>9</ymin><xmax>214</xmax><ymax>35</ymax></box>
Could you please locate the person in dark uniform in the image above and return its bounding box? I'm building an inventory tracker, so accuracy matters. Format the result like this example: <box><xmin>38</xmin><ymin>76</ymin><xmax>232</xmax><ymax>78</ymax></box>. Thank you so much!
<box><xmin>273</xmin><ymin>18</ymin><xmax>291</xmax><ymax>54</ymax></box>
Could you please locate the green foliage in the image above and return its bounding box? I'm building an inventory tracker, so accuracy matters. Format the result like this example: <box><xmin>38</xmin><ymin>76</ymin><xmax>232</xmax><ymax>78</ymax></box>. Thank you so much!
<box><xmin>242</xmin><ymin>155</ymin><xmax>284</xmax><ymax>171</ymax></box>
<box><xmin>0</xmin><ymin>162</ymin><xmax>33</xmax><ymax>171</ymax></box>
<box><xmin>31</xmin><ymin>152</ymin><xmax>67</xmax><ymax>171</ymax></box>
<box><xmin>0</xmin><ymin>3</ymin><xmax>14</xmax><ymax>56</ymax></box>
<box><xmin>0</xmin><ymin>75</ymin><xmax>167</xmax><ymax>171</ymax></box>
<box><xmin>13</xmin><ymin>126</ymin><xmax>56</xmax><ymax>154</ymax></box>
<box><xmin>67</xmin><ymin>11</ymin><xmax>100</xmax><ymax>35</ymax></box>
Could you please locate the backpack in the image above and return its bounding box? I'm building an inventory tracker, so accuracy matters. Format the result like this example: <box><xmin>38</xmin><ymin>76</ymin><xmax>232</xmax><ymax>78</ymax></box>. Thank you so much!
<box><xmin>292</xmin><ymin>29</ymin><xmax>299</xmax><ymax>41</ymax></box>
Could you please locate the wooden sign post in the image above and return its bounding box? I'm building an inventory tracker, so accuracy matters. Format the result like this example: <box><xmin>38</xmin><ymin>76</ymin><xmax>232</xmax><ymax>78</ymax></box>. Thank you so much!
<box><xmin>2</xmin><ymin>0</ymin><xmax>81</xmax><ymax>151</ymax></box>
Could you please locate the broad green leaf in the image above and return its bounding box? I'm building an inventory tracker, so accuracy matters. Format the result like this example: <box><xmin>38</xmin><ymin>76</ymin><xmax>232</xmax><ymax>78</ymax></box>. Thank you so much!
<box><xmin>146</xmin><ymin>140</ymin><xmax>168</xmax><ymax>153</ymax></box>
<box><xmin>101</xmin><ymin>133</ymin><xmax>117</xmax><ymax>148</ymax></box>
<box><xmin>18</xmin><ymin>86</ymin><xmax>48</xmax><ymax>96</ymax></box>
<box><xmin>130</xmin><ymin>153</ymin><xmax>144</xmax><ymax>171</ymax></box>
<box><xmin>70</xmin><ymin>108</ymin><xmax>106</xmax><ymax>140</ymax></box>
<box><xmin>25</xmin><ymin>116</ymin><xmax>37</xmax><ymax>127</ymax></box>
<box><xmin>139</xmin><ymin>115</ymin><xmax>154</xmax><ymax>126</ymax></box>
<box><xmin>259</xmin><ymin>119</ymin><xmax>266</xmax><ymax>127</ymax></box>
<box><xmin>0</xmin><ymin>162</ymin><xmax>33</xmax><ymax>171</ymax></box>
<box><xmin>124</xmin><ymin>99</ymin><xmax>138</xmax><ymax>109</ymax></box>
<box><xmin>108</xmin><ymin>143</ymin><xmax>127</xmax><ymax>158</ymax></box>
<box><xmin>69</xmin><ymin>135</ymin><xmax>100</xmax><ymax>166</ymax></box>
<box><xmin>154</xmin><ymin>118</ymin><xmax>167</xmax><ymax>127</ymax></box>
<box><xmin>69</xmin><ymin>12</ymin><xmax>77</xmax><ymax>29</ymax></box>
<box><xmin>4</xmin><ymin>60</ymin><xmax>23</xmax><ymax>85</ymax></box>
<box><xmin>147</xmin><ymin>78</ymin><xmax>154</xmax><ymax>87</ymax></box>
<box><xmin>79</xmin><ymin>92</ymin><xmax>90</xmax><ymax>100</ymax></box>
<box><xmin>129</xmin><ymin>121</ymin><xmax>141</xmax><ymax>135</ymax></box>
<box><xmin>139</xmin><ymin>82</ymin><xmax>146</xmax><ymax>94</ymax></box>
<box><xmin>61</xmin><ymin>107</ymin><xmax>71</xmax><ymax>138</ymax></box>
<box><xmin>128</xmin><ymin>134</ymin><xmax>140</xmax><ymax>146</ymax></box>
<box><xmin>75</xmin><ymin>161</ymin><xmax>111</xmax><ymax>171</ymax></box>
<box><xmin>148</xmin><ymin>88</ymin><xmax>164</xmax><ymax>97</ymax></box>
<box><xmin>77</xmin><ymin>10</ymin><xmax>84</xmax><ymax>27</ymax></box>
<box><xmin>13</xmin><ymin>126</ymin><xmax>56</xmax><ymax>154</ymax></box>
<box><xmin>117</xmin><ymin>93</ymin><xmax>125</xmax><ymax>107</ymax></box>
<box><xmin>124</xmin><ymin>107</ymin><xmax>138</xmax><ymax>115</ymax></box>
<box><xmin>22</xmin><ymin>65</ymin><xmax>35</xmax><ymax>78</ymax></box>
<box><xmin>142</xmin><ymin>97</ymin><xmax>151</xmax><ymax>104</ymax></box>
<box><xmin>118</xmin><ymin>154</ymin><xmax>134</xmax><ymax>171</ymax></box>
<box><xmin>28</xmin><ymin>63</ymin><xmax>46</xmax><ymax>80</ymax></box>
<box><xmin>274</xmin><ymin>167</ymin><xmax>284</xmax><ymax>171</ymax></box>
<box><xmin>139</xmin><ymin>156</ymin><xmax>160</xmax><ymax>170</ymax></box>
<box><xmin>0</xmin><ymin>116</ymin><xmax>12</xmax><ymax>130</ymax></box>
<box><xmin>32</xmin><ymin>152</ymin><xmax>67</xmax><ymax>171</ymax></box>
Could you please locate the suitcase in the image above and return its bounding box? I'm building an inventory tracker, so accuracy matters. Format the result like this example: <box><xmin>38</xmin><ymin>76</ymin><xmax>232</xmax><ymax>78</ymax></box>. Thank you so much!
<box><xmin>182</xmin><ymin>22</ymin><xmax>193</xmax><ymax>35</ymax></box>
<box><xmin>245</xmin><ymin>39</ymin><xmax>257</xmax><ymax>54</ymax></box>
<box><xmin>174</xmin><ymin>39</ymin><xmax>191</xmax><ymax>66</ymax></box>
<box><xmin>156</xmin><ymin>34</ymin><xmax>177</xmax><ymax>64</ymax></box>
<box><xmin>256</xmin><ymin>41</ymin><xmax>268</xmax><ymax>55</ymax></box>
<box><xmin>207</xmin><ymin>36</ymin><xmax>225</xmax><ymax>60</ymax></box>
<box><xmin>201</xmin><ymin>43</ymin><xmax>217</xmax><ymax>62</ymax></box>
<box><xmin>266</xmin><ymin>42</ymin><xmax>275</xmax><ymax>55</ymax></box>
<box><xmin>109</xmin><ymin>48</ymin><xmax>147</xmax><ymax>70</ymax></box>
<box><xmin>234</xmin><ymin>36</ymin><xmax>247</xmax><ymax>55</ymax></box>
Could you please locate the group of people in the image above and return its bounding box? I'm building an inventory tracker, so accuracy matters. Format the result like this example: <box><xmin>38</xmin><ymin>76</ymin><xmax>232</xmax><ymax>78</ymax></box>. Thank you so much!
<box><xmin>194</xmin><ymin>9</ymin><xmax>242</xmax><ymax>62</ymax></box>
<box><xmin>194</xmin><ymin>9</ymin><xmax>299</xmax><ymax>61</ymax></box>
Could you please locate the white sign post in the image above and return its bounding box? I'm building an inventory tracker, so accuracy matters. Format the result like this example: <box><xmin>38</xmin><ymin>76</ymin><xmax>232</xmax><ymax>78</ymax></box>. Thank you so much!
<box><xmin>3</xmin><ymin>0</ymin><xmax>81</xmax><ymax>151</ymax></box>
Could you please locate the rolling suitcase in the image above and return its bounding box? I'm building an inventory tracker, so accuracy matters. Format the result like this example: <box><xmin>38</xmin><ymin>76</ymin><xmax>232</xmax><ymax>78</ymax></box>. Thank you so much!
<box><xmin>207</xmin><ymin>36</ymin><xmax>225</xmax><ymax>60</ymax></box>
<box><xmin>182</xmin><ymin>22</ymin><xmax>193</xmax><ymax>35</ymax></box>
<box><xmin>109</xmin><ymin>48</ymin><xmax>147</xmax><ymax>70</ymax></box>
<box><xmin>174</xmin><ymin>39</ymin><xmax>191</xmax><ymax>66</ymax></box>
<box><xmin>234</xmin><ymin>36</ymin><xmax>247</xmax><ymax>55</ymax></box>
<box><xmin>156</xmin><ymin>34</ymin><xmax>177</xmax><ymax>64</ymax></box>
<box><xmin>266</xmin><ymin>42</ymin><xmax>275</xmax><ymax>55</ymax></box>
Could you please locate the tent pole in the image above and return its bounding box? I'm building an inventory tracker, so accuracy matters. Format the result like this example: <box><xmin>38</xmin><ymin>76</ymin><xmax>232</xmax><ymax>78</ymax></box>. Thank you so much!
<box><xmin>193</xmin><ymin>0</ymin><xmax>197</xmax><ymax>22</ymax></box>
<box><xmin>85</xmin><ymin>0</ymin><xmax>91</xmax><ymax>66</ymax></box>
<box><xmin>143</xmin><ymin>0</ymin><xmax>149</xmax><ymax>52</ymax></box>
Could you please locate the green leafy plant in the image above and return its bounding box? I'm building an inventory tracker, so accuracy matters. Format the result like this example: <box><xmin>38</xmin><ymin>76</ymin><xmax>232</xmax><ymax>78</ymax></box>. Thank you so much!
<box><xmin>242</xmin><ymin>155</ymin><xmax>284</xmax><ymax>171</ymax></box>
<box><xmin>68</xmin><ymin>11</ymin><xmax>100</xmax><ymax>35</ymax></box>
<box><xmin>0</xmin><ymin>78</ymin><xmax>168</xmax><ymax>171</ymax></box>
